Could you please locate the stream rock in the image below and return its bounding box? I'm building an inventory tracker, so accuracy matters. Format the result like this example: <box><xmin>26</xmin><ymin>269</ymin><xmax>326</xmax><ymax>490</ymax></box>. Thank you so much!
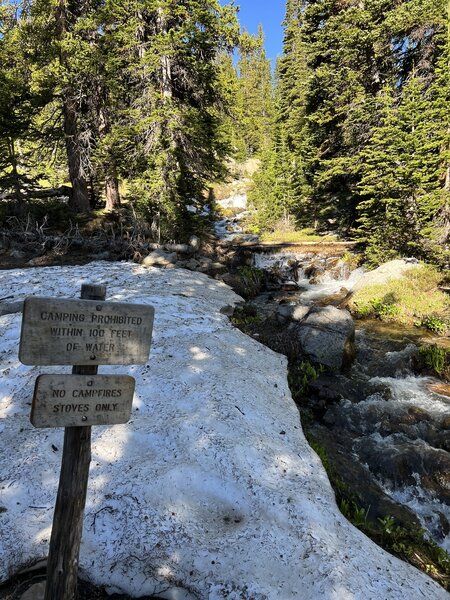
<box><xmin>295</xmin><ymin>306</ymin><xmax>356</xmax><ymax>371</ymax></box>
<box><xmin>276</xmin><ymin>304</ymin><xmax>310</xmax><ymax>324</ymax></box>
<box><xmin>142</xmin><ymin>249</ymin><xmax>177</xmax><ymax>267</ymax></box>
<box><xmin>352</xmin><ymin>258</ymin><xmax>419</xmax><ymax>293</ymax></box>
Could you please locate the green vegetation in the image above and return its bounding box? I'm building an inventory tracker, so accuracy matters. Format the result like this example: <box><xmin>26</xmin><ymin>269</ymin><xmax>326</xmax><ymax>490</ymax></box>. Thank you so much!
<box><xmin>229</xmin><ymin>266</ymin><xmax>265</xmax><ymax>300</ymax></box>
<box><xmin>418</xmin><ymin>345</ymin><xmax>450</xmax><ymax>380</ymax></box>
<box><xmin>260</xmin><ymin>228</ymin><xmax>337</xmax><ymax>243</ymax></box>
<box><xmin>420</xmin><ymin>315</ymin><xmax>450</xmax><ymax>335</ymax></box>
<box><xmin>288</xmin><ymin>360</ymin><xmax>325</xmax><ymax>398</ymax></box>
<box><xmin>247</xmin><ymin>0</ymin><xmax>450</xmax><ymax>266</ymax></box>
<box><xmin>0</xmin><ymin>0</ymin><xmax>240</xmax><ymax>240</ymax></box>
<box><xmin>230</xmin><ymin>304</ymin><xmax>262</xmax><ymax>333</ymax></box>
<box><xmin>2</xmin><ymin>0</ymin><xmax>449</xmax><ymax>262</ymax></box>
<box><xmin>351</xmin><ymin>265</ymin><xmax>450</xmax><ymax>326</ymax></box>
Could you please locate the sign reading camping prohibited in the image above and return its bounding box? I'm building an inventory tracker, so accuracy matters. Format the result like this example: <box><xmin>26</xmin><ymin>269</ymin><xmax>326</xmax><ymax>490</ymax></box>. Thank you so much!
<box><xmin>18</xmin><ymin>283</ymin><xmax>155</xmax><ymax>600</ymax></box>
<box><xmin>19</xmin><ymin>296</ymin><xmax>154</xmax><ymax>365</ymax></box>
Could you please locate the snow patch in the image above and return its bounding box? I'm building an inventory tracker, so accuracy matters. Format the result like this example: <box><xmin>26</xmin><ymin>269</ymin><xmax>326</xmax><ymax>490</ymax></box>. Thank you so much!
<box><xmin>0</xmin><ymin>262</ymin><xmax>448</xmax><ymax>599</ymax></box>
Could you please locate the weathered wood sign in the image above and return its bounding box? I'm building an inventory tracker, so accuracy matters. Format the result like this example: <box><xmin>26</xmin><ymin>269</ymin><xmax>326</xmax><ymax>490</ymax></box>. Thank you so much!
<box><xmin>31</xmin><ymin>374</ymin><xmax>135</xmax><ymax>427</ymax></box>
<box><xmin>17</xmin><ymin>284</ymin><xmax>155</xmax><ymax>600</ymax></box>
<box><xmin>19</xmin><ymin>296</ymin><xmax>154</xmax><ymax>365</ymax></box>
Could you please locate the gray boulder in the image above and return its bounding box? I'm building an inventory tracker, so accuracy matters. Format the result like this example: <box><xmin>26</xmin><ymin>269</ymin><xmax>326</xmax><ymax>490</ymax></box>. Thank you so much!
<box><xmin>276</xmin><ymin>304</ymin><xmax>310</xmax><ymax>324</ymax></box>
<box><xmin>352</xmin><ymin>259</ymin><xmax>419</xmax><ymax>293</ymax></box>
<box><xmin>296</xmin><ymin>305</ymin><xmax>355</xmax><ymax>370</ymax></box>
<box><xmin>188</xmin><ymin>235</ymin><xmax>201</xmax><ymax>250</ymax></box>
<box><xmin>142</xmin><ymin>249</ymin><xmax>177</xmax><ymax>267</ymax></box>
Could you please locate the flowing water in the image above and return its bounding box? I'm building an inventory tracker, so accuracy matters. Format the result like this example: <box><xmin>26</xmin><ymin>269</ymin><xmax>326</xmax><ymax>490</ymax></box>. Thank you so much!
<box><xmin>215</xmin><ymin>204</ymin><xmax>449</xmax><ymax>549</ymax></box>
<box><xmin>252</xmin><ymin>248</ymin><xmax>450</xmax><ymax>551</ymax></box>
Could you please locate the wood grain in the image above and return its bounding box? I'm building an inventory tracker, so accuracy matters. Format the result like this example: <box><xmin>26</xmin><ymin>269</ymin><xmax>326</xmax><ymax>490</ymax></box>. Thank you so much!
<box><xmin>19</xmin><ymin>296</ymin><xmax>154</xmax><ymax>365</ymax></box>
<box><xmin>31</xmin><ymin>374</ymin><xmax>135</xmax><ymax>427</ymax></box>
<box><xmin>44</xmin><ymin>284</ymin><xmax>105</xmax><ymax>600</ymax></box>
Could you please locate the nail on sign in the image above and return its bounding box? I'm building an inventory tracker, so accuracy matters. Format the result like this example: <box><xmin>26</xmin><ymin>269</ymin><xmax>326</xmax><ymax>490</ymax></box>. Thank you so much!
<box><xmin>31</xmin><ymin>374</ymin><xmax>136</xmax><ymax>427</ymax></box>
<box><xmin>19</xmin><ymin>297</ymin><xmax>154</xmax><ymax>365</ymax></box>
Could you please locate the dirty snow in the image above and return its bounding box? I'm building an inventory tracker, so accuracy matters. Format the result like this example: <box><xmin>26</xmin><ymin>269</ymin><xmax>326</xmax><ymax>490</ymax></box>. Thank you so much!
<box><xmin>0</xmin><ymin>262</ymin><xmax>447</xmax><ymax>599</ymax></box>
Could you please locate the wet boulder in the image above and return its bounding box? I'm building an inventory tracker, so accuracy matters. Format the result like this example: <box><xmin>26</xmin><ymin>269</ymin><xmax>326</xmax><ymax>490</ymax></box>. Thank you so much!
<box><xmin>295</xmin><ymin>306</ymin><xmax>356</xmax><ymax>371</ymax></box>
<box><xmin>276</xmin><ymin>304</ymin><xmax>310</xmax><ymax>325</ymax></box>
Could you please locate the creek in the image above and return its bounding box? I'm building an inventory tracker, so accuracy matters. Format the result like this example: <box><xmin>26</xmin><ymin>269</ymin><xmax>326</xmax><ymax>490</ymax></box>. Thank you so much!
<box><xmin>252</xmin><ymin>248</ymin><xmax>450</xmax><ymax>552</ymax></box>
<box><xmin>214</xmin><ymin>199</ymin><xmax>449</xmax><ymax>552</ymax></box>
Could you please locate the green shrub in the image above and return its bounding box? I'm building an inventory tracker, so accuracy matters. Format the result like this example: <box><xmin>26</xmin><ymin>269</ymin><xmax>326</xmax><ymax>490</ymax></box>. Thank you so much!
<box><xmin>235</xmin><ymin>266</ymin><xmax>265</xmax><ymax>299</ymax></box>
<box><xmin>418</xmin><ymin>345</ymin><xmax>449</xmax><ymax>376</ymax></box>
<box><xmin>230</xmin><ymin>304</ymin><xmax>262</xmax><ymax>333</ymax></box>
<box><xmin>261</xmin><ymin>228</ymin><xmax>337</xmax><ymax>243</ymax></box>
<box><xmin>351</xmin><ymin>264</ymin><xmax>450</xmax><ymax>326</ymax></box>
<box><xmin>421</xmin><ymin>315</ymin><xmax>449</xmax><ymax>335</ymax></box>
<box><xmin>288</xmin><ymin>360</ymin><xmax>325</xmax><ymax>400</ymax></box>
<box><xmin>370</xmin><ymin>296</ymin><xmax>401</xmax><ymax>319</ymax></box>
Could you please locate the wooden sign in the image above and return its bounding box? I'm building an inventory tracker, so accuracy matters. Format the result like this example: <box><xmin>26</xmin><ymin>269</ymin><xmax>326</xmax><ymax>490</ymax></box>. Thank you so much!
<box><xmin>31</xmin><ymin>374</ymin><xmax>135</xmax><ymax>427</ymax></box>
<box><xmin>19</xmin><ymin>296</ymin><xmax>154</xmax><ymax>366</ymax></box>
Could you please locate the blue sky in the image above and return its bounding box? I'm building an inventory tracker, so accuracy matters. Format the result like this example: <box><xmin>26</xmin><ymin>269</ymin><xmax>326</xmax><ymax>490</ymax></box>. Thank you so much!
<box><xmin>231</xmin><ymin>0</ymin><xmax>285</xmax><ymax>62</ymax></box>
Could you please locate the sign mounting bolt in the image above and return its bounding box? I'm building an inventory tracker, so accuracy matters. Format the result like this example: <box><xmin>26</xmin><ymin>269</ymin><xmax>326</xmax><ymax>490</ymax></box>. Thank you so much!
<box><xmin>96</xmin><ymin>305</ymin><xmax>102</xmax><ymax>311</ymax></box>
<box><xmin>90</xmin><ymin>355</ymin><xmax>96</xmax><ymax>361</ymax></box>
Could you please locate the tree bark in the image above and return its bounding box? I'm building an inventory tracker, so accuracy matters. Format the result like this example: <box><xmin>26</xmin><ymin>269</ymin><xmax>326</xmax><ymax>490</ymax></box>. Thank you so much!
<box><xmin>105</xmin><ymin>173</ymin><xmax>120</xmax><ymax>211</ymax></box>
<box><xmin>97</xmin><ymin>103</ymin><xmax>121</xmax><ymax>211</ymax></box>
<box><xmin>62</xmin><ymin>94</ymin><xmax>91</xmax><ymax>213</ymax></box>
<box><xmin>56</xmin><ymin>0</ymin><xmax>91</xmax><ymax>213</ymax></box>
<box><xmin>157</xmin><ymin>7</ymin><xmax>172</xmax><ymax>100</ymax></box>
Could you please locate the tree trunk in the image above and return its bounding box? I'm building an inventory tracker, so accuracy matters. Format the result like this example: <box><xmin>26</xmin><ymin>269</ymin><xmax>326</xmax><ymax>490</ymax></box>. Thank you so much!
<box><xmin>157</xmin><ymin>8</ymin><xmax>172</xmax><ymax>100</ymax></box>
<box><xmin>105</xmin><ymin>174</ymin><xmax>120</xmax><ymax>211</ymax></box>
<box><xmin>97</xmin><ymin>102</ymin><xmax>121</xmax><ymax>211</ymax></box>
<box><xmin>8</xmin><ymin>138</ymin><xmax>25</xmax><ymax>215</ymax></box>
<box><xmin>56</xmin><ymin>0</ymin><xmax>90</xmax><ymax>213</ymax></box>
<box><xmin>62</xmin><ymin>94</ymin><xmax>91</xmax><ymax>213</ymax></box>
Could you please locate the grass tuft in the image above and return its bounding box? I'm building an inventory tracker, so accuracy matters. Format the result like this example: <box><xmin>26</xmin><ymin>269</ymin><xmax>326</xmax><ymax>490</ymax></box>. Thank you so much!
<box><xmin>350</xmin><ymin>264</ymin><xmax>450</xmax><ymax>327</ymax></box>
<box><xmin>261</xmin><ymin>228</ymin><xmax>338</xmax><ymax>243</ymax></box>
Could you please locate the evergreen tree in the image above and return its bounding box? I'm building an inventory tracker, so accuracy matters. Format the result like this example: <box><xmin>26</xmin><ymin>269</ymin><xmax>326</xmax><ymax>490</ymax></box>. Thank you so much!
<box><xmin>276</xmin><ymin>0</ymin><xmax>310</xmax><ymax>220</ymax></box>
<box><xmin>249</xmin><ymin>62</ymin><xmax>297</xmax><ymax>232</ymax></box>
<box><xmin>355</xmin><ymin>0</ymin><xmax>449</xmax><ymax>264</ymax></box>
<box><xmin>117</xmin><ymin>0</ymin><xmax>239</xmax><ymax>240</ymax></box>
<box><xmin>0</xmin><ymin>2</ymin><xmax>51</xmax><ymax>212</ymax></box>
<box><xmin>357</xmin><ymin>79</ymin><xmax>425</xmax><ymax>263</ymax></box>
<box><xmin>235</xmin><ymin>26</ymin><xmax>274</xmax><ymax>158</ymax></box>
<box><xmin>27</xmin><ymin>0</ymin><xmax>107</xmax><ymax>212</ymax></box>
<box><xmin>420</xmin><ymin>11</ymin><xmax>450</xmax><ymax>262</ymax></box>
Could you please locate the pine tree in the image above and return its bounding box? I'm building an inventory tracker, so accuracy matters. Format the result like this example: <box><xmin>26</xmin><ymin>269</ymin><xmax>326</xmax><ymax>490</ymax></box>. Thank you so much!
<box><xmin>27</xmin><ymin>0</ymin><xmax>105</xmax><ymax>212</ymax></box>
<box><xmin>235</xmin><ymin>26</ymin><xmax>274</xmax><ymax>158</ymax></box>
<box><xmin>249</xmin><ymin>63</ymin><xmax>297</xmax><ymax>232</ymax></box>
<box><xmin>276</xmin><ymin>0</ymin><xmax>310</xmax><ymax>223</ymax></box>
<box><xmin>355</xmin><ymin>0</ymin><xmax>450</xmax><ymax>264</ymax></box>
<box><xmin>117</xmin><ymin>0</ymin><xmax>239</xmax><ymax>240</ymax></box>
<box><xmin>0</xmin><ymin>2</ymin><xmax>50</xmax><ymax>213</ymax></box>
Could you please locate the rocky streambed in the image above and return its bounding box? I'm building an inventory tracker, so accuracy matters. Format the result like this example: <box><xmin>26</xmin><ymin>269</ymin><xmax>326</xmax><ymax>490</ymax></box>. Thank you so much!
<box><xmin>227</xmin><ymin>246</ymin><xmax>450</xmax><ymax>562</ymax></box>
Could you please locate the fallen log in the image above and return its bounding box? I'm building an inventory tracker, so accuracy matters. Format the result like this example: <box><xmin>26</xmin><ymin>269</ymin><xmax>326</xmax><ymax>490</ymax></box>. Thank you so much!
<box><xmin>0</xmin><ymin>186</ymin><xmax>72</xmax><ymax>201</ymax></box>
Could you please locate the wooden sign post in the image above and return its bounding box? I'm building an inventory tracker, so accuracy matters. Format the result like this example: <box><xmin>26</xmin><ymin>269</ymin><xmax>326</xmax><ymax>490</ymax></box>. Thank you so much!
<box><xmin>18</xmin><ymin>284</ymin><xmax>154</xmax><ymax>600</ymax></box>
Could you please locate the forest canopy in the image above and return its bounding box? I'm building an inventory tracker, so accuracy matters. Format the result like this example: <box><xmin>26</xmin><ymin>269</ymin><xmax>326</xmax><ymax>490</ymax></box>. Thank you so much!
<box><xmin>0</xmin><ymin>0</ymin><xmax>449</xmax><ymax>265</ymax></box>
